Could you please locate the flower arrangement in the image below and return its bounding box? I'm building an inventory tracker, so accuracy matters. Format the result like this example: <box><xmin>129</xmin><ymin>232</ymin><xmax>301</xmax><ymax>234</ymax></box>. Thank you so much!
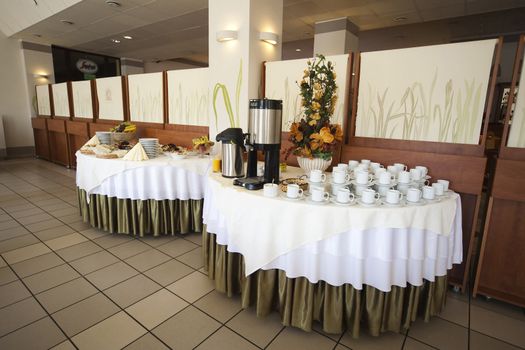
<box><xmin>285</xmin><ymin>54</ymin><xmax>342</xmax><ymax>160</ymax></box>
<box><xmin>192</xmin><ymin>135</ymin><xmax>214</xmax><ymax>154</ymax></box>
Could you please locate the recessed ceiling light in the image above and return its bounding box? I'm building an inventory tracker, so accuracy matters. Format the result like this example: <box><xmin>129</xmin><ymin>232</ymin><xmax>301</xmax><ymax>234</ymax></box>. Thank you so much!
<box><xmin>105</xmin><ymin>0</ymin><xmax>121</xmax><ymax>7</ymax></box>
<box><xmin>111</xmin><ymin>39</ymin><xmax>121</xmax><ymax>43</ymax></box>
<box><xmin>295</xmin><ymin>48</ymin><xmax>302</xmax><ymax>52</ymax></box>
<box><xmin>60</xmin><ymin>20</ymin><xmax>74</xmax><ymax>25</ymax></box>
<box><xmin>393</xmin><ymin>16</ymin><xmax>408</xmax><ymax>22</ymax></box>
<box><xmin>123</xmin><ymin>35</ymin><xmax>132</xmax><ymax>40</ymax></box>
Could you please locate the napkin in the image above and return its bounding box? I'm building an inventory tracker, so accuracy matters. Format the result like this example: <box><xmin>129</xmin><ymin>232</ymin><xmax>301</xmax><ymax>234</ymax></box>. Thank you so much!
<box><xmin>123</xmin><ymin>143</ymin><xmax>149</xmax><ymax>161</ymax></box>
<box><xmin>82</xmin><ymin>135</ymin><xmax>100</xmax><ymax>149</ymax></box>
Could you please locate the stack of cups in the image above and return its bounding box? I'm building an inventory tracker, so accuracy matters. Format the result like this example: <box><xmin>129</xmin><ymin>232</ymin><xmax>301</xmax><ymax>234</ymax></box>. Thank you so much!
<box><xmin>139</xmin><ymin>138</ymin><xmax>160</xmax><ymax>159</ymax></box>
<box><xmin>396</xmin><ymin>170</ymin><xmax>412</xmax><ymax>195</ymax></box>
<box><xmin>331</xmin><ymin>166</ymin><xmax>351</xmax><ymax>196</ymax></box>
<box><xmin>308</xmin><ymin>169</ymin><xmax>326</xmax><ymax>192</ymax></box>
<box><xmin>96</xmin><ymin>132</ymin><xmax>112</xmax><ymax>145</ymax></box>
<box><xmin>354</xmin><ymin>169</ymin><xmax>373</xmax><ymax>196</ymax></box>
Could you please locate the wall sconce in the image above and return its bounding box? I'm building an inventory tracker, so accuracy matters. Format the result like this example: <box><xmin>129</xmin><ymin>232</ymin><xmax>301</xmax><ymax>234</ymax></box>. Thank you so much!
<box><xmin>259</xmin><ymin>32</ymin><xmax>279</xmax><ymax>45</ymax></box>
<box><xmin>33</xmin><ymin>73</ymin><xmax>49</xmax><ymax>79</ymax></box>
<box><xmin>216</xmin><ymin>30</ymin><xmax>238</xmax><ymax>42</ymax></box>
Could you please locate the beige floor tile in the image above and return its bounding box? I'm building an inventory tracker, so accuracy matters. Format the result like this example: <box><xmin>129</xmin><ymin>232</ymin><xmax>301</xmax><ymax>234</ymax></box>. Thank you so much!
<box><xmin>408</xmin><ymin>317</ymin><xmax>467</xmax><ymax>350</ymax></box>
<box><xmin>470</xmin><ymin>303</ymin><xmax>525</xmax><ymax>348</ymax></box>
<box><xmin>72</xmin><ymin>311</ymin><xmax>147</xmax><ymax>350</ymax></box>
<box><xmin>107</xmin><ymin>239</ymin><xmax>151</xmax><ymax>259</ymax></box>
<box><xmin>226</xmin><ymin>308</ymin><xmax>284</xmax><ymax>348</ymax></box>
<box><xmin>176</xmin><ymin>247</ymin><xmax>204</xmax><ymax>269</ymax></box>
<box><xmin>68</xmin><ymin>220</ymin><xmax>92</xmax><ymax>231</ymax></box>
<box><xmin>335</xmin><ymin>345</ymin><xmax>350</xmax><ymax>350</ymax></box>
<box><xmin>194</xmin><ymin>290</ymin><xmax>243</xmax><ymax>323</ymax></box>
<box><xmin>0</xmin><ymin>280</ymin><xmax>31</xmax><ymax>308</ymax></box>
<box><xmin>182</xmin><ymin>232</ymin><xmax>203</xmax><ymax>246</ymax></box>
<box><xmin>438</xmin><ymin>293</ymin><xmax>469</xmax><ymax>327</ymax></box>
<box><xmin>70</xmin><ymin>250</ymin><xmax>119</xmax><ymax>274</ymax></box>
<box><xmin>0</xmin><ymin>317</ymin><xmax>66</xmax><ymax>350</ymax></box>
<box><xmin>0</xmin><ymin>225</ymin><xmax>30</xmax><ymax>241</ymax></box>
<box><xmin>0</xmin><ymin>266</ymin><xmax>18</xmax><ymax>285</ymax></box>
<box><xmin>144</xmin><ymin>259</ymin><xmax>194</xmax><ymax>286</ymax></box>
<box><xmin>126</xmin><ymin>289</ymin><xmax>189</xmax><ymax>329</ymax></box>
<box><xmin>470</xmin><ymin>330</ymin><xmax>522</xmax><ymax>350</ymax></box>
<box><xmin>36</xmin><ymin>277</ymin><xmax>98</xmax><ymax>313</ymax></box>
<box><xmin>123</xmin><ymin>333</ymin><xmax>169</xmax><ymax>350</ymax></box>
<box><xmin>25</xmin><ymin>218</ymin><xmax>64</xmax><ymax>233</ymax></box>
<box><xmin>0</xmin><ymin>219</ymin><xmax>20</xmax><ymax>231</ymax></box>
<box><xmin>139</xmin><ymin>235</ymin><xmax>179</xmax><ymax>247</ymax></box>
<box><xmin>52</xmin><ymin>293</ymin><xmax>120</xmax><ymax>337</ymax></box>
<box><xmin>85</xmin><ymin>261</ymin><xmax>138</xmax><ymax>290</ymax></box>
<box><xmin>341</xmin><ymin>330</ymin><xmax>406</xmax><ymax>350</ymax></box>
<box><xmin>167</xmin><ymin>271</ymin><xmax>215</xmax><ymax>303</ymax></box>
<box><xmin>93</xmin><ymin>234</ymin><xmax>134</xmax><ymax>249</ymax></box>
<box><xmin>59</xmin><ymin>213</ymin><xmax>83</xmax><ymax>225</ymax></box>
<box><xmin>403</xmin><ymin>337</ymin><xmax>435</xmax><ymax>349</ymax></box>
<box><xmin>157</xmin><ymin>239</ymin><xmax>198</xmax><ymax>258</ymax></box>
<box><xmin>78</xmin><ymin>228</ymin><xmax>106</xmax><ymax>240</ymax></box>
<box><xmin>55</xmin><ymin>241</ymin><xmax>102</xmax><ymax>262</ymax></box>
<box><xmin>267</xmin><ymin>327</ymin><xmax>336</xmax><ymax>350</ymax></box>
<box><xmin>105</xmin><ymin>274</ymin><xmax>161</xmax><ymax>308</ymax></box>
<box><xmin>50</xmin><ymin>340</ymin><xmax>77</xmax><ymax>350</ymax></box>
<box><xmin>45</xmin><ymin>232</ymin><xmax>88</xmax><ymax>251</ymax></box>
<box><xmin>472</xmin><ymin>295</ymin><xmax>525</xmax><ymax>322</ymax></box>
<box><xmin>23</xmin><ymin>264</ymin><xmax>79</xmax><ymax>294</ymax></box>
<box><xmin>0</xmin><ymin>234</ymin><xmax>39</xmax><ymax>254</ymax></box>
<box><xmin>313</xmin><ymin>322</ymin><xmax>343</xmax><ymax>341</ymax></box>
<box><xmin>33</xmin><ymin>225</ymin><xmax>76</xmax><ymax>241</ymax></box>
<box><xmin>153</xmin><ymin>305</ymin><xmax>220</xmax><ymax>350</ymax></box>
<box><xmin>16</xmin><ymin>212</ymin><xmax>52</xmax><ymax>225</ymax></box>
<box><xmin>49</xmin><ymin>207</ymin><xmax>78</xmax><ymax>218</ymax></box>
<box><xmin>196</xmin><ymin>326</ymin><xmax>259</xmax><ymax>350</ymax></box>
<box><xmin>125</xmin><ymin>249</ymin><xmax>171</xmax><ymax>272</ymax></box>
<box><xmin>0</xmin><ymin>297</ymin><xmax>47</xmax><ymax>336</ymax></box>
<box><xmin>10</xmin><ymin>207</ymin><xmax>46</xmax><ymax>220</ymax></box>
<box><xmin>0</xmin><ymin>258</ymin><xmax>6</xmax><ymax>268</ymax></box>
<box><xmin>10</xmin><ymin>252</ymin><xmax>63</xmax><ymax>278</ymax></box>
<box><xmin>2</xmin><ymin>242</ymin><xmax>52</xmax><ymax>264</ymax></box>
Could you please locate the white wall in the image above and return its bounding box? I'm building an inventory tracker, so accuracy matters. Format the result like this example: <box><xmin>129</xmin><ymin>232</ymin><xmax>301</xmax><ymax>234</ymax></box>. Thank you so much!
<box><xmin>22</xmin><ymin>48</ymin><xmax>54</xmax><ymax>117</ymax></box>
<box><xmin>144</xmin><ymin>60</ymin><xmax>202</xmax><ymax>72</ymax></box>
<box><xmin>0</xmin><ymin>32</ymin><xmax>34</xmax><ymax>149</ymax></box>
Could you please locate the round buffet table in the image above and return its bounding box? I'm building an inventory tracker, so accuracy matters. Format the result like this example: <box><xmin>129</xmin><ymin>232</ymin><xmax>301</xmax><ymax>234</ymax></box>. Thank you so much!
<box><xmin>76</xmin><ymin>152</ymin><xmax>210</xmax><ymax>236</ymax></box>
<box><xmin>202</xmin><ymin>169</ymin><xmax>462</xmax><ymax>337</ymax></box>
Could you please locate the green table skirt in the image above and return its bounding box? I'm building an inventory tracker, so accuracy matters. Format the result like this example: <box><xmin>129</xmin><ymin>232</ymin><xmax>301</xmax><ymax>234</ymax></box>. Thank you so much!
<box><xmin>77</xmin><ymin>188</ymin><xmax>203</xmax><ymax>237</ymax></box>
<box><xmin>203</xmin><ymin>228</ymin><xmax>448</xmax><ymax>338</ymax></box>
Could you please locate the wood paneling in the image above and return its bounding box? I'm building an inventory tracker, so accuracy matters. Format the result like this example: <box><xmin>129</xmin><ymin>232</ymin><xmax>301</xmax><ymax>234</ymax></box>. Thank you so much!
<box><xmin>31</xmin><ymin>118</ymin><xmax>50</xmax><ymax>159</ymax></box>
<box><xmin>66</xmin><ymin>121</ymin><xmax>89</xmax><ymax>168</ymax></box>
<box><xmin>144</xmin><ymin>124</ymin><xmax>209</xmax><ymax>147</ymax></box>
<box><xmin>88</xmin><ymin>122</ymin><xmax>113</xmax><ymax>137</ymax></box>
<box><xmin>46</xmin><ymin>119</ymin><xmax>70</xmax><ymax>167</ymax></box>
<box><xmin>491</xmin><ymin>159</ymin><xmax>525</xmax><ymax>202</ymax></box>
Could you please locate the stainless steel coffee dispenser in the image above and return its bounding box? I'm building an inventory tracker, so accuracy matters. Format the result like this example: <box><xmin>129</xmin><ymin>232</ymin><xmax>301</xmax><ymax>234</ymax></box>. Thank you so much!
<box><xmin>215</xmin><ymin>128</ymin><xmax>245</xmax><ymax>178</ymax></box>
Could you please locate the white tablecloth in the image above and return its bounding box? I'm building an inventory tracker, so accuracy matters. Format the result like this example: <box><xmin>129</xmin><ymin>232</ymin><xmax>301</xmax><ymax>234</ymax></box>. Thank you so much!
<box><xmin>203</xmin><ymin>171</ymin><xmax>463</xmax><ymax>292</ymax></box>
<box><xmin>76</xmin><ymin>152</ymin><xmax>210</xmax><ymax>202</ymax></box>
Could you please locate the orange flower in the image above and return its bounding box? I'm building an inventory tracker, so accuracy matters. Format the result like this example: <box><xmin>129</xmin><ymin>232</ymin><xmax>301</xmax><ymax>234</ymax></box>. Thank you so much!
<box><xmin>333</xmin><ymin>124</ymin><xmax>343</xmax><ymax>141</ymax></box>
<box><xmin>310</xmin><ymin>140</ymin><xmax>320</xmax><ymax>151</ymax></box>
<box><xmin>302</xmin><ymin>145</ymin><xmax>311</xmax><ymax>157</ymax></box>
<box><xmin>290</xmin><ymin>122</ymin><xmax>303</xmax><ymax>142</ymax></box>
<box><xmin>308</xmin><ymin>119</ymin><xmax>317</xmax><ymax>126</ymax></box>
<box><xmin>311</xmin><ymin>101</ymin><xmax>321</xmax><ymax>110</ymax></box>
<box><xmin>317</xmin><ymin>127</ymin><xmax>335</xmax><ymax>144</ymax></box>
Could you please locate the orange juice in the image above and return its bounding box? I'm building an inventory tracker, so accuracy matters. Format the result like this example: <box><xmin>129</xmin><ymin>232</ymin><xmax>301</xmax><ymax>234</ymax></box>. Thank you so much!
<box><xmin>212</xmin><ymin>158</ymin><xmax>221</xmax><ymax>173</ymax></box>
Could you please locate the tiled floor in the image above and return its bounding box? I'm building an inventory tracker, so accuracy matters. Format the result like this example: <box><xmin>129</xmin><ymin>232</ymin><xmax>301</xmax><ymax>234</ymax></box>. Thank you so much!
<box><xmin>0</xmin><ymin>158</ymin><xmax>524</xmax><ymax>350</ymax></box>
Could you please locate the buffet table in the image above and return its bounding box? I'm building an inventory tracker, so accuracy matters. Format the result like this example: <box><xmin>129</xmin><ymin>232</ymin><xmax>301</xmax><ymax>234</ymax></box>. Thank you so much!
<box><xmin>76</xmin><ymin>152</ymin><xmax>210</xmax><ymax>236</ymax></box>
<box><xmin>202</xmin><ymin>169</ymin><xmax>462</xmax><ymax>337</ymax></box>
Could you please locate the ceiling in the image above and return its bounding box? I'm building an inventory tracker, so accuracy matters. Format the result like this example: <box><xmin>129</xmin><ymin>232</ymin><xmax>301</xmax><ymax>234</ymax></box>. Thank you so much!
<box><xmin>8</xmin><ymin>0</ymin><xmax>525</xmax><ymax>63</ymax></box>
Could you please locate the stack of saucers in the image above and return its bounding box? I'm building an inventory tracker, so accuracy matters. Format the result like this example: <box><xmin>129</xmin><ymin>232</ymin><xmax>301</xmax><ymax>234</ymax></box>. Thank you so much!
<box><xmin>139</xmin><ymin>138</ymin><xmax>160</xmax><ymax>159</ymax></box>
<box><xmin>96</xmin><ymin>131</ymin><xmax>112</xmax><ymax>145</ymax></box>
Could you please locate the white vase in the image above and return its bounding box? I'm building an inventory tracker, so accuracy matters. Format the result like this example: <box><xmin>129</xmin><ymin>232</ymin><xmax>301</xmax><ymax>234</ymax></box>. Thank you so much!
<box><xmin>297</xmin><ymin>156</ymin><xmax>332</xmax><ymax>173</ymax></box>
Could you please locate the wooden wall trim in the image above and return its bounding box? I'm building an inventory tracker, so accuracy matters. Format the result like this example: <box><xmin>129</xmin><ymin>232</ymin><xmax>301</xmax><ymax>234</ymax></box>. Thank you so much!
<box><xmin>66</xmin><ymin>120</ymin><xmax>89</xmax><ymax>137</ymax></box>
<box><xmin>46</xmin><ymin>119</ymin><xmax>67</xmax><ymax>133</ymax></box>
<box><xmin>31</xmin><ymin>118</ymin><xmax>47</xmax><ymax>130</ymax></box>
<box><xmin>491</xmin><ymin>159</ymin><xmax>525</xmax><ymax>202</ymax></box>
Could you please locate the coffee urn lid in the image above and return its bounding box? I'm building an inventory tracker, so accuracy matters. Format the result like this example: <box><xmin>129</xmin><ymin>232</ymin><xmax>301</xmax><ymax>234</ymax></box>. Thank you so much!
<box><xmin>249</xmin><ymin>98</ymin><xmax>282</xmax><ymax>110</ymax></box>
<box><xmin>215</xmin><ymin>128</ymin><xmax>245</xmax><ymax>147</ymax></box>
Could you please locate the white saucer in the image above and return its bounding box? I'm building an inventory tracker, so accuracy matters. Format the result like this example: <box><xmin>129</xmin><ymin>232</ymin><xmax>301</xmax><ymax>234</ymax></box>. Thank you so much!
<box><xmin>357</xmin><ymin>199</ymin><xmax>381</xmax><ymax>207</ymax></box>
<box><xmin>283</xmin><ymin>195</ymin><xmax>303</xmax><ymax>201</ymax></box>
<box><xmin>406</xmin><ymin>199</ymin><xmax>426</xmax><ymax>206</ymax></box>
<box><xmin>306</xmin><ymin>198</ymin><xmax>329</xmax><ymax>205</ymax></box>
<box><xmin>376</xmin><ymin>181</ymin><xmax>397</xmax><ymax>188</ymax></box>
<box><xmin>330</xmin><ymin>198</ymin><xmax>355</xmax><ymax>206</ymax></box>
<box><xmin>351</xmin><ymin>180</ymin><xmax>375</xmax><ymax>187</ymax></box>
<box><xmin>331</xmin><ymin>181</ymin><xmax>351</xmax><ymax>186</ymax></box>
<box><xmin>423</xmin><ymin>197</ymin><xmax>441</xmax><ymax>203</ymax></box>
<box><xmin>381</xmin><ymin>200</ymin><xmax>404</xmax><ymax>207</ymax></box>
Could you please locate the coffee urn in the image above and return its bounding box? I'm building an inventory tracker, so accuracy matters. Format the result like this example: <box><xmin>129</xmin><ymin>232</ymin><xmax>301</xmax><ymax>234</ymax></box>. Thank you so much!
<box><xmin>215</xmin><ymin>128</ymin><xmax>245</xmax><ymax>178</ymax></box>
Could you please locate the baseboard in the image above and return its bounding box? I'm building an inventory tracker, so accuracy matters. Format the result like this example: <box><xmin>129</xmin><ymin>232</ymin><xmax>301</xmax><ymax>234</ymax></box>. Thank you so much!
<box><xmin>5</xmin><ymin>146</ymin><xmax>35</xmax><ymax>158</ymax></box>
<box><xmin>0</xmin><ymin>148</ymin><xmax>6</xmax><ymax>159</ymax></box>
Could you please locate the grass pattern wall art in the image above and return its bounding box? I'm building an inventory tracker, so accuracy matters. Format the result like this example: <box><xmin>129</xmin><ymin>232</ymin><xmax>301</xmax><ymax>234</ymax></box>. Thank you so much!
<box><xmin>72</xmin><ymin>80</ymin><xmax>93</xmax><ymax>119</ymax></box>
<box><xmin>36</xmin><ymin>85</ymin><xmax>51</xmax><ymax>116</ymax></box>
<box><xmin>265</xmin><ymin>54</ymin><xmax>349</xmax><ymax>130</ymax></box>
<box><xmin>356</xmin><ymin>40</ymin><xmax>497</xmax><ymax>144</ymax></box>
<box><xmin>167</xmin><ymin>68</ymin><xmax>209</xmax><ymax>126</ymax></box>
<box><xmin>52</xmin><ymin>83</ymin><xmax>70</xmax><ymax>117</ymax></box>
<box><xmin>507</xmin><ymin>52</ymin><xmax>525</xmax><ymax>148</ymax></box>
<box><xmin>96</xmin><ymin>76</ymin><xmax>124</xmax><ymax>121</ymax></box>
<box><xmin>128</xmin><ymin>72</ymin><xmax>164</xmax><ymax>124</ymax></box>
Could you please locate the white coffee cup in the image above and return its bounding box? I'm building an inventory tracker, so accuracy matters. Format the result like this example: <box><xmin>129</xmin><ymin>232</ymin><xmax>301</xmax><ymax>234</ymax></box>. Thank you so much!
<box><xmin>387</xmin><ymin>165</ymin><xmax>398</xmax><ymax>175</ymax></box>
<box><xmin>415</xmin><ymin>166</ymin><xmax>428</xmax><ymax>177</ymax></box>
<box><xmin>422</xmin><ymin>185</ymin><xmax>435</xmax><ymax>200</ymax></box>
<box><xmin>378</xmin><ymin>172</ymin><xmax>395</xmax><ymax>185</ymax></box>
<box><xmin>309</xmin><ymin>169</ymin><xmax>326</xmax><ymax>183</ymax></box>
<box><xmin>410</xmin><ymin>168</ymin><xmax>423</xmax><ymax>181</ymax></box>
<box><xmin>361</xmin><ymin>159</ymin><xmax>371</xmax><ymax>165</ymax></box>
<box><xmin>331</xmin><ymin>183</ymin><xmax>347</xmax><ymax>196</ymax></box>
<box><xmin>398</xmin><ymin>171</ymin><xmax>411</xmax><ymax>184</ymax></box>
<box><xmin>394</xmin><ymin>163</ymin><xmax>407</xmax><ymax>172</ymax></box>
<box><xmin>361</xmin><ymin>189</ymin><xmax>380</xmax><ymax>204</ymax></box>
<box><xmin>355</xmin><ymin>170</ymin><xmax>373</xmax><ymax>185</ymax></box>
<box><xmin>397</xmin><ymin>183</ymin><xmax>409</xmax><ymax>195</ymax></box>
<box><xmin>336</xmin><ymin>188</ymin><xmax>355</xmax><ymax>204</ymax></box>
<box><xmin>287</xmin><ymin>184</ymin><xmax>303</xmax><ymax>199</ymax></box>
<box><xmin>374</xmin><ymin>167</ymin><xmax>387</xmax><ymax>178</ymax></box>
<box><xmin>354</xmin><ymin>184</ymin><xmax>367</xmax><ymax>196</ymax></box>
<box><xmin>432</xmin><ymin>182</ymin><xmax>444</xmax><ymax>196</ymax></box>
<box><xmin>406</xmin><ymin>188</ymin><xmax>422</xmax><ymax>203</ymax></box>
<box><xmin>356</xmin><ymin>163</ymin><xmax>369</xmax><ymax>172</ymax></box>
<box><xmin>386</xmin><ymin>189</ymin><xmax>403</xmax><ymax>204</ymax></box>
<box><xmin>263</xmin><ymin>183</ymin><xmax>278</xmax><ymax>197</ymax></box>
<box><xmin>437</xmin><ymin>179</ymin><xmax>449</xmax><ymax>191</ymax></box>
<box><xmin>332</xmin><ymin>169</ymin><xmax>350</xmax><ymax>184</ymax></box>
<box><xmin>348</xmin><ymin>160</ymin><xmax>359</xmax><ymax>169</ymax></box>
<box><xmin>377</xmin><ymin>185</ymin><xmax>394</xmax><ymax>197</ymax></box>
<box><xmin>311</xmin><ymin>187</ymin><xmax>329</xmax><ymax>202</ymax></box>
<box><xmin>337</xmin><ymin>163</ymin><xmax>349</xmax><ymax>172</ymax></box>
